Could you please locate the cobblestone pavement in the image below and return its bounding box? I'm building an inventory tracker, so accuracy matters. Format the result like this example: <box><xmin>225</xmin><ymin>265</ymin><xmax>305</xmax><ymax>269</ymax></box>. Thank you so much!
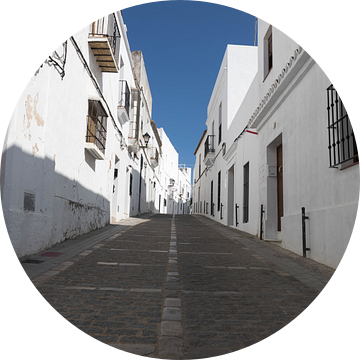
<box><xmin>20</xmin><ymin>214</ymin><xmax>335</xmax><ymax>359</ymax></box>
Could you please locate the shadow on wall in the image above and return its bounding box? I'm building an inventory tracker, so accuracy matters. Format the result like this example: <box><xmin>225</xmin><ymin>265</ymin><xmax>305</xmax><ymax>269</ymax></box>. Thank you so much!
<box><xmin>1</xmin><ymin>145</ymin><xmax>110</xmax><ymax>258</ymax></box>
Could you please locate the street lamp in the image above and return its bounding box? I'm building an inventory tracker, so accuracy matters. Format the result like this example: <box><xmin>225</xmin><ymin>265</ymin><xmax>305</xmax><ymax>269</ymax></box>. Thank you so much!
<box><xmin>140</xmin><ymin>132</ymin><xmax>150</xmax><ymax>148</ymax></box>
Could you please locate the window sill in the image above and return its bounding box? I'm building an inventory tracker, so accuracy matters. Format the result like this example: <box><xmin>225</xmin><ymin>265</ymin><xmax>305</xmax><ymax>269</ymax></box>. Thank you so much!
<box><xmin>339</xmin><ymin>160</ymin><xmax>359</xmax><ymax>171</ymax></box>
<box><xmin>85</xmin><ymin>142</ymin><xmax>106</xmax><ymax>160</ymax></box>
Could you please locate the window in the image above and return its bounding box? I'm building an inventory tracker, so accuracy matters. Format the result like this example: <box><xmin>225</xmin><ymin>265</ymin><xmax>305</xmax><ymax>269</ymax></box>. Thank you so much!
<box><xmin>86</xmin><ymin>100</ymin><xmax>108</xmax><ymax>154</ymax></box>
<box><xmin>119</xmin><ymin>80</ymin><xmax>130</xmax><ymax>116</ymax></box>
<box><xmin>199</xmin><ymin>154</ymin><xmax>201</xmax><ymax>177</ymax></box>
<box><xmin>327</xmin><ymin>85</ymin><xmax>358</xmax><ymax>168</ymax></box>
<box><xmin>218</xmin><ymin>102</ymin><xmax>222</xmax><ymax>144</ymax></box>
<box><xmin>267</xmin><ymin>34</ymin><xmax>273</xmax><ymax>71</ymax></box>
<box><xmin>243</xmin><ymin>162</ymin><xmax>249</xmax><ymax>223</ymax></box>
<box><xmin>264</xmin><ymin>26</ymin><xmax>273</xmax><ymax>79</ymax></box>
<box><xmin>217</xmin><ymin>171</ymin><xmax>221</xmax><ymax>212</ymax></box>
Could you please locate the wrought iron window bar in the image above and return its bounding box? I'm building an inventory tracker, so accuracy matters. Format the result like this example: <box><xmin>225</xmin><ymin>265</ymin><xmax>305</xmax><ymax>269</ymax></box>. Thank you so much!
<box><xmin>86</xmin><ymin>100</ymin><xmax>108</xmax><ymax>154</ymax></box>
<box><xmin>327</xmin><ymin>84</ymin><xmax>358</xmax><ymax>168</ymax></box>
<box><xmin>119</xmin><ymin>80</ymin><xmax>130</xmax><ymax>115</ymax></box>
<box><xmin>204</xmin><ymin>135</ymin><xmax>215</xmax><ymax>158</ymax></box>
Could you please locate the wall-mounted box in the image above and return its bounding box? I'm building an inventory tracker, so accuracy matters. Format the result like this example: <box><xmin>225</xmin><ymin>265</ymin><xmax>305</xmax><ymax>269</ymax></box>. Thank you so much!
<box><xmin>268</xmin><ymin>165</ymin><xmax>277</xmax><ymax>176</ymax></box>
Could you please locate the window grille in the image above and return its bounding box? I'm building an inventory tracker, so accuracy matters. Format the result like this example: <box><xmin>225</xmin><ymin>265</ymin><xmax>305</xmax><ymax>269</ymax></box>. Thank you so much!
<box><xmin>119</xmin><ymin>80</ymin><xmax>130</xmax><ymax>116</ymax></box>
<box><xmin>218</xmin><ymin>102</ymin><xmax>222</xmax><ymax>144</ymax></box>
<box><xmin>86</xmin><ymin>100</ymin><xmax>108</xmax><ymax>154</ymax></box>
<box><xmin>204</xmin><ymin>135</ymin><xmax>215</xmax><ymax>158</ymax></box>
<box><xmin>327</xmin><ymin>85</ymin><xmax>358</xmax><ymax>168</ymax></box>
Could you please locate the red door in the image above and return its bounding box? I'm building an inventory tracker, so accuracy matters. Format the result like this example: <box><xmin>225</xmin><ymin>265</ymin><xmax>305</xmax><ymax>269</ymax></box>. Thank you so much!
<box><xmin>277</xmin><ymin>144</ymin><xmax>284</xmax><ymax>231</ymax></box>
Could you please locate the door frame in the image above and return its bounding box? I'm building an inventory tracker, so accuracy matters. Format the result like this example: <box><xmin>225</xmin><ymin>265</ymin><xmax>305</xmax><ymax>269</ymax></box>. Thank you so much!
<box><xmin>227</xmin><ymin>165</ymin><xmax>235</xmax><ymax>226</ymax></box>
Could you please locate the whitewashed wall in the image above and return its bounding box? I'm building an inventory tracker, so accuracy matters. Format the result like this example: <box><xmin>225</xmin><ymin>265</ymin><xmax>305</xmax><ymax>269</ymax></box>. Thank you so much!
<box><xmin>193</xmin><ymin>18</ymin><xmax>359</xmax><ymax>268</ymax></box>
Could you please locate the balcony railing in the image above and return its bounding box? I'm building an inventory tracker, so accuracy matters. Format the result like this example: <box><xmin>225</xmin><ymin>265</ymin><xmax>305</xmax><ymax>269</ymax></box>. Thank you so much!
<box><xmin>150</xmin><ymin>147</ymin><xmax>159</xmax><ymax>168</ymax></box>
<box><xmin>89</xmin><ymin>14</ymin><xmax>121</xmax><ymax>73</ymax></box>
<box><xmin>119</xmin><ymin>80</ymin><xmax>130</xmax><ymax>114</ymax></box>
<box><xmin>117</xmin><ymin>80</ymin><xmax>130</xmax><ymax>125</ymax></box>
<box><xmin>204</xmin><ymin>135</ymin><xmax>215</xmax><ymax>157</ymax></box>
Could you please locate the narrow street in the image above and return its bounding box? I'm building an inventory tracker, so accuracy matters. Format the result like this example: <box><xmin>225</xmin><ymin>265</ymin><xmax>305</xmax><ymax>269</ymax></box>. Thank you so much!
<box><xmin>21</xmin><ymin>214</ymin><xmax>334</xmax><ymax>359</ymax></box>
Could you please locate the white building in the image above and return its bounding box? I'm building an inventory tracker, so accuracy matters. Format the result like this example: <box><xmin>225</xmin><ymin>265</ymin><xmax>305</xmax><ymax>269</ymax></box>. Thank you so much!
<box><xmin>1</xmin><ymin>11</ymin><xmax>187</xmax><ymax>258</ymax></box>
<box><xmin>193</xmin><ymin>19</ymin><xmax>359</xmax><ymax>269</ymax></box>
<box><xmin>156</xmin><ymin>128</ymin><xmax>192</xmax><ymax>215</ymax></box>
<box><xmin>177</xmin><ymin>165</ymin><xmax>192</xmax><ymax>215</ymax></box>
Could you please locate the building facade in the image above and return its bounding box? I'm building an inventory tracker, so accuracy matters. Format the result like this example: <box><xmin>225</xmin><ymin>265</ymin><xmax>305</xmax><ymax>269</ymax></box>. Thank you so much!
<box><xmin>193</xmin><ymin>19</ymin><xmax>359</xmax><ymax>269</ymax></box>
<box><xmin>1</xmin><ymin>11</ymin><xmax>189</xmax><ymax>258</ymax></box>
<box><xmin>157</xmin><ymin>128</ymin><xmax>192</xmax><ymax>215</ymax></box>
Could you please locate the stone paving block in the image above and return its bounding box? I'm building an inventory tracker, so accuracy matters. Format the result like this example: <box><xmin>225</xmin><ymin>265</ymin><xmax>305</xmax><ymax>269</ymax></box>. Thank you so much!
<box><xmin>164</xmin><ymin>298</ymin><xmax>181</xmax><ymax>307</ymax></box>
<box><xmin>110</xmin><ymin>344</ymin><xmax>156</xmax><ymax>356</ymax></box>
<box><xmin>163</xmin><ymin>307</ymin><xmax>182</xmax><ymax>321</ymax></box>
<box><xmin>27</xmin><ymin>213</ymin><xmax>334</xmax><ymax>359</ymax></box>
<box><xmin>158</xmin><ymin>336</ymin><xmax>183</xmax><ymax>359</ymax></box>
<box><xmin>161</xmin><ymin>321</ymin><xmax>183</xmax><ymax>336</ymax></box>
<box><xmin>187</xmin><ymin>347</ymin><xmax>230</xmax><ymax>359</ymax></box>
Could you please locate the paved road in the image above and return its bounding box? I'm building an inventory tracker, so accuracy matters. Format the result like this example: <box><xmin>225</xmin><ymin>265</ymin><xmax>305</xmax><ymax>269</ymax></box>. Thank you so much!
<box><xmin>20</xmin><ymin>214</ymin><xmax>334</xmax><ymax>359</ymax></box>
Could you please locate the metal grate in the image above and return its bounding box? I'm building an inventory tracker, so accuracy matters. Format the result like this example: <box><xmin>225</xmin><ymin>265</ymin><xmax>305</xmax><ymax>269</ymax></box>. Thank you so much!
<box><xmin>21</xmin><ymin>259</ymin><xmax>44</xmax><ymax>264</ymax></box>
<box><xmin>327</xmin><ymin>85</ymin><xmax>358</xmax><ymax>168</ymax></box>
<box><xmin>86</xmin><ymin>100</ymin><xmax>108</xmax><ymax>154</ymax></box>
<box><xmin>204</xmin><ymin>135</ymin><xmax>215</xmax><ymax>158</ymax></box>
<box><xmin>24</xmin><ymin>192</ymin><xmax>35</xmax><ymax>212</ymax></box>
<box><xmin>119</xmin><ymin>80</ymin><xmax>130</xmax><ymax>115</ymax></box>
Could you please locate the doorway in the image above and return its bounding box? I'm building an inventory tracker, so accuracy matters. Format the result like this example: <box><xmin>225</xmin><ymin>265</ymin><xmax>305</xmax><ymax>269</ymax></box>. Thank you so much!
<box><xmin>227</xmin><ymin>165</ymin><xmax>235</xmax><ymax>226</ymax></box>
<box><xmin>277</xmin><ymin>144</ymin><xmax>283</xmax><ymax>231</ymax></box>
<box><xmin>265</xmin><ymin>134</ymin><xmax>282</xmax><ymax>240</ymax></box>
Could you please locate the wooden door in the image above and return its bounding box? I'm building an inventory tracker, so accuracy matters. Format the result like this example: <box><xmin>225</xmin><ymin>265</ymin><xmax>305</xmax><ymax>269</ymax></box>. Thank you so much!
<box><xmin>277</xmin><ymin>144</ymin><xmax>283</xmax><ymax>231</ymax></box>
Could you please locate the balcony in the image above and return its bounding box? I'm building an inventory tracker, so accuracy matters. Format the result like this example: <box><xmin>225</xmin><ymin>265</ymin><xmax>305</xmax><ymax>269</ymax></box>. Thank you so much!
<box><xmin>128</xmin><ymin>120</ymin><xmax>139</xmax><ymax>153</ymax></box>
<box><xmin>88</xmin><ymin>14</ymin><xmax>120</xmax><ymax>73</ymax></box>
<box><xmin>149</xmin><ymin>147</ymin><xmax>159</xmax><ymax>168</ymax></box>
<box><xmin>117</xmin><ymin>80</ymin><xmax>130</xmax><ymax>125</ymax></box>
<box><xmin>204</xmin><ymin>135</ymin><xmax>215</xmax><ymax>166</ymax></box>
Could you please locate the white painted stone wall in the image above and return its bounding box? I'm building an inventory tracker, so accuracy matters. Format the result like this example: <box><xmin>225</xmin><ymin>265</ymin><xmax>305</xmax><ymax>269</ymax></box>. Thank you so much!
<box><xmin>197</xmin><ymin>45</ymin><xmax>258</xmax><ymax>227</ymax></box>
<box><xmin>193</xmin><ymin>18</ymin><xmax>359</xmax><ymax>268</ymax></box>
<box><xmin>1</xmin><ymin>12</ymin><xmax>180</xmax><ymax>257</ymax></box>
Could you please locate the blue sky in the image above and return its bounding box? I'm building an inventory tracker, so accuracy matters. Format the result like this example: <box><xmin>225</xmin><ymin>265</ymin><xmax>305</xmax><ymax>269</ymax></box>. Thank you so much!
<box><xmin>122</xmin><ymin>1</ymin><xmax>256</xmax><ymax>170</ymax></box>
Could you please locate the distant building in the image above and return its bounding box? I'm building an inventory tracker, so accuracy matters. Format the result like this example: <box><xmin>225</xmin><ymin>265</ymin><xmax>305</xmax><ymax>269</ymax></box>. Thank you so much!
<box><xmin>1</xmin><ymin>11</ymin><xmax>189</xmax><ymax>258</ymax></box>
<box><xmin>157</xmin><ymin>128</ymin><xmax>192</xmax><ymax>215</ymax></box>
<box><xmin>193</xmin><ymin>19</ymin><xmax>359</xmax><ymax>268</ymax></box>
